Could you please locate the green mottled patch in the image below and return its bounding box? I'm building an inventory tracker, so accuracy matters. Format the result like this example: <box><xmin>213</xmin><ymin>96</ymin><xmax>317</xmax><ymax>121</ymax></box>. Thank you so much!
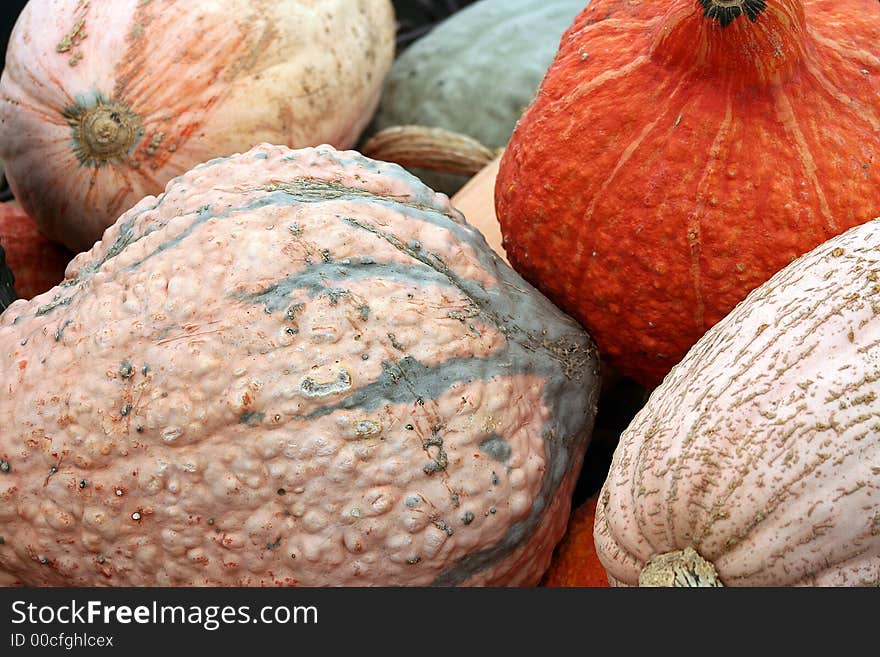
<box><xmin>479</xmin><ymin>434</ymin><xmax>512</xmax><ymax>463</ymax></box>
<box><xmin>36</xmin><ymin>294</ymin><xmax>73</xmax><ymax>317</ymax></box>
<box><xmin>239</xmin><ymin>411</ymin><xmax>265</xmax><ymax>426</ymax></box>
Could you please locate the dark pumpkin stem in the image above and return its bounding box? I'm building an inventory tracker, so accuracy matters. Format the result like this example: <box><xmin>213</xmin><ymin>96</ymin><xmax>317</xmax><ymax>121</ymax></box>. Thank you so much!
<box><xmin>0</xmin><ymin>243</ymin><xmax>18</xmax><ymax>312</ymax></box>
<box><xmin>699</xmin><ymin>0</ymin><xmax>767</xmax><ymax>27</ymax></box>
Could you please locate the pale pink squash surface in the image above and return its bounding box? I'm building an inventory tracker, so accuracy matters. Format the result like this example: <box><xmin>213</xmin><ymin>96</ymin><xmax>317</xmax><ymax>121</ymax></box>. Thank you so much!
<box><xmin>0</xmin><ymin>0</ymin><xmax>396</xmax><ymax>252</ymax></box>
<box><xmin>0</xmin><ymin>143</ymin><xmax>598</xmax><ymax>586</ymax></box>
<box><xmin>595</xmin><ymin>218</ymin><xmax>880</xmax><ymax>587</ymax></box>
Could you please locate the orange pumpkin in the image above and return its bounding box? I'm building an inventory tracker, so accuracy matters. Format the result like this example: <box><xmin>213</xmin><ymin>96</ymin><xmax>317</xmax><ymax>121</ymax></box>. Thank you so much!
<box><xmin>0</xmin><ymin>203</ymin><xmax>72</xmax><ymax>300</ymax></box>
<box><xmin>496</xmin><ymin>0</ymin><xmax>880</xmax><ymax>386</ymax></box>
<box><xmin>542</xmin><ymin>492</ymin><xmax>608</xmax><ymax>587</ymax></box>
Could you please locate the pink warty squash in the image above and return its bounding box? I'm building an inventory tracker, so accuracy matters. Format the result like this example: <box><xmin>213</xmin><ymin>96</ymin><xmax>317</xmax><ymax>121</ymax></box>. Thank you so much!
<box><xmin>0</xmin><ymin>0</ymin><xmax>396</xmax><ymax>252</ymax></box>
<box><xmin>595</xmin><ymin>217</ymin><xmax>880</xmax><ymax>586</ymax></box>
<box><xmin>0</xmin><ymin>143</ymin><xmax>599</xmax><ymax>586</ymax></box>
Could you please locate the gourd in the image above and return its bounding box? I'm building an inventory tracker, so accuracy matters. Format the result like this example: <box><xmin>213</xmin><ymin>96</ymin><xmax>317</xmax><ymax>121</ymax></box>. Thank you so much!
<box><xmin>369</xmin><ymin>0</ymin><xmax>586</xmax><ymax>194</ymax></box>
<box><xmin>451</xmin><ymin>154</ymin><xmax>506</xmax><ymax>262</ymax></box>
<box><xmin>542</xmin><ymin>492</ymin><xmax>608</xmax><ymax>587</ymax></box>
<box><xmin>496</xmin><ymin>0</ymin><xmax>880</xmax><ymax>387</ymax></box>
<box><xmin>0</xmin><ymin>203</ymin><xmax>72</xmax><ymax>300</ymax></box>
<box><xmin>0</xmin><ymin>0</ymin><xmax>396</xmax><ymax>253</ymax></box>
<box><xmin>595</xmin><ymin>218</ymin><xmax>880</xmax><ymax>586</ymax></box>
<box><xmin>0</xmin><ymin>143</ymin><xmax>599</xmax><ymax>586</ymax></box>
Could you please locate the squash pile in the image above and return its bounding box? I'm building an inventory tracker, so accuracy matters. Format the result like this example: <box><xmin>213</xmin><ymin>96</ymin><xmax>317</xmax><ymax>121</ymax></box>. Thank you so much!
<box><xmin>0</xmin><ymin>0</ymin><xmax>878</xmax><ymax>588</ymax></box>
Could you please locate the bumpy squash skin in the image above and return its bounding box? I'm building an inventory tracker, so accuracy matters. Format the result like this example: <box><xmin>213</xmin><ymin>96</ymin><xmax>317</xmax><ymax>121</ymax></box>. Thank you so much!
<box><xmin>595</xmin><ymin>218</ymin><xmax>880</xmax><ymax>586</ymax></box>
<box><xmin>0</xmin><ymin>203</ymin><xmax>73</xmax><ymax>300</ymax></box>
<box><xmin>0</xmin><ymin>0</ymin><xmax>396</xmax><ymax>253</ymax></box>
<box><xmin>370</xmin><ymin>0</ymin><xmax>586</xmax><ymax>194</ymax></box>
<box><xmin>0</xmin><ymin>143</ymin><xmax>599</xmax><ymax>587</ymax></box>
<box><xmin>496</xmin><ymin>0</ymin><xmax>880</xmax><ymax>387</ymax></box>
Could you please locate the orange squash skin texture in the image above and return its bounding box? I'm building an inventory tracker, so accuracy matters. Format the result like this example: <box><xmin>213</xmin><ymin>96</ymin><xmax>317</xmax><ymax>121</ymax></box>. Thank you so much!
<box><xmin>542</xmin><ymin>492</ymin><xmax>608</xmax><ymax>587</ymax></box>
<box><xmin>495</xmin><ymin>0</ymin><xmax>880</xmax><ymax>386</ymax></box>
<box><xmin>0</xmin><ymin>203</ymin><xmax>73</xmax><ymax>301</ymax></box>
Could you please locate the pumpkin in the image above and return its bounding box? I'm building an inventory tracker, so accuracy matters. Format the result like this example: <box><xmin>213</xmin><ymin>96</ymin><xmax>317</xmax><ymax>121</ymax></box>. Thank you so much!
<box><xmin>0</xmin><ymin>143</ymin><xmax>600</xmax><ymax>586</ymax></box>
<box><xmin>369</xmin><ymin>0</ymin><xmax>587</xmax><ymax>194</ymax></box>
<box><xmin>0</xmin><ymin>202</ymin><xmax>73</xmax><ymax>300</ymax></box>
<box><xmin>360</xmin><ymin>127</ymin><xmax>506</xmax><ymax>259</ymax></box>
<box><xmin>594</xmin><ymin>217</ymin><xmax>880</xmax><ymax>586</ymax></box>
<box><xmin>496</xmin><ymin>0</ymin><xmax>880</xmax><ymax>387</ymax></box>
<box><xmin>542</xmin><ymin>491</ymin><xmax>608</xmax><ymax>587</ymax></box>
<box><xmin>451</xmin><ymin>154</ymin><xmax>505</xmax><ymax>262</ymax></box>
<box><xmin>0</xmin><ymin>0</ymin><xmax>396</xmax><ymax>253</ymax></box>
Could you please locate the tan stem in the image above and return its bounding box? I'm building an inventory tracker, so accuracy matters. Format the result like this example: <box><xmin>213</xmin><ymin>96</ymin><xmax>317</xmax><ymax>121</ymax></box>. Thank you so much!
<box><xmin>638</xmin><ymin>547</ymin><xmax>724</xmax><ymax>587</ymax></box>
<box><xmin>361</xmin><ymin>126</ymin><xmax>499</xmax><ymax>176</ymax></box>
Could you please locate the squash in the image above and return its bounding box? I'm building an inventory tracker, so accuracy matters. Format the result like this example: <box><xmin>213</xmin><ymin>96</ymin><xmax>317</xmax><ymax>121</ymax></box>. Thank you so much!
<box><xmin>594</xmin><ymin>217</ymin><xmax>880</xmax><ymax>586</ymax></box>
<box><xmin>451</xmin><ymin>154</ymin><xmax>505</xmax><ymax>263</ymax></box>
<box><xmin>361</xmin><ymin>128</ymin><xmax>507</xmax><ymax>260</ymax></box>
<box><xmin>0</xmin><ymin>203</ymin><xmax>73</xmax><ymax>300</ymax></box>
<box><xmin>0</xmin><ymin>143</ymin><xmax>600</xmax><ymax>586</ymax></box>
<box><xmin>369</xmin><ymin>0</ymin><xmax>587</xmax><ymax>194</ymax></box>
<box><xmin>0</xmin><ymin>0</ymin><xmax>396</xmax><ymax>253</ymax></box>
<box><xmin>496</xmin><ymin>0</ymin><xmax>880</xmax><ymax>387</ymax></box>
<box><xmin>542</xmin><ymin>492</ymin><xmax>608</xmax><ymax>587</ymax></box>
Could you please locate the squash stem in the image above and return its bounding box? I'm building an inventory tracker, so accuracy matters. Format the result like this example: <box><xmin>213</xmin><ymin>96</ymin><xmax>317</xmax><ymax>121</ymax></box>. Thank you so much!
<box><xmin>652</xmin><ymin>0</ymin><xmax>807</xmax><ymax>86</ymax></box>
<box><xmin>638</xmin><ymin>547</ymin><xmax>724</xmax><ymax>587</ymax></box>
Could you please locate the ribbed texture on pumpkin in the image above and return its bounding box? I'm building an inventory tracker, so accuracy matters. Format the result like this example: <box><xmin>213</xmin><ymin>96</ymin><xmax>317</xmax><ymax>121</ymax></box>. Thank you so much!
<box><xmin>0</xmin><ymin>0</ymin><xmax>396</xmax><ymax>252</ymax></box>
<box><xmin>595</xmin><ymin>217</ymin><xmax>880</xmax><ymax>586</ymax></box>
<box><xmin>0</xmin><ymin>143</ymin><xmax>599</xmax><ymax>587</ymax></box>
<box><xmin>496</xmin><ymin>0</ymin><xmax>880</xmax><ymax>386</ymax></box>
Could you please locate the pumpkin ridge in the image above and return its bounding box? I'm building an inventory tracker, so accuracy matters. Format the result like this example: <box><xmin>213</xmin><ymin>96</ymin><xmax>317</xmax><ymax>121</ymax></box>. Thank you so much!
<box><xmin>111</xmin><ymin>3</ymin><xmax>279</xmax><ymax>172</ymax></box>
<box><xmin>612</xmin><ymin>236</ymin><xmax>880</xmax><ymax>585</ymax></box>
<box><xmin>715</xmin><ymin>448</ymin><xmax>848</xmax><ymax>583</ymax></box>
<box><xmin>569</xmin><ymin>65</ymin><xmax>697</xmax><ymax>297</ymax></box>
<box><xmin>806</xmin><ymin>22</ymin><xmax>878</xmax><ymax>69</ymax></box>
<box><xmin>563</xmin><ymin>54</ymin><xmax>650</xmax><ymax>108</ymax></box>
<box><xmin>663</xmin><ymin>285</ymin><xmax>843</xmax><ymax>550</ymax></box>
<box><xmin>689</xmin><ymin>86</ymin><xmax>735</xmax><ymax>334</ymax></box>
<box><xmin>771</xmin><ymin>86</ymin><xmax>836</xmax><ymax>233</ymax></box>
<box><xmin>800</xmin><ymin>53</ymin><xmax>880</xmax><ymax>132</ymax></box>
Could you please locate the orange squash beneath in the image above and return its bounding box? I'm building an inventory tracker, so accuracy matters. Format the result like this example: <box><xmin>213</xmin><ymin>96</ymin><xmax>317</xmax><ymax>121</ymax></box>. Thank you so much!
<box><xmin>542</xmin><ymin>492</ymin><xmax>608</xmax><ymax>587</ymax></box>
<box><xmin>496</xmin><ymin>0</ymin><xmax>880</xmax><ymax>386</ymax></box>
<box><xmin>0</xmin><ymin>203</ymin><xmax>72</xmax><ymax>300</ymax></box>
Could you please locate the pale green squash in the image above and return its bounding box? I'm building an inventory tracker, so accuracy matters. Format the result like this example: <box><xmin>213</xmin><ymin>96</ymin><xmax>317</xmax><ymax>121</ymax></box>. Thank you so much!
<box><xmin>368</xmin><ymin>0</ymin><xmax>587</xmax><ymax>194</ymax></box>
